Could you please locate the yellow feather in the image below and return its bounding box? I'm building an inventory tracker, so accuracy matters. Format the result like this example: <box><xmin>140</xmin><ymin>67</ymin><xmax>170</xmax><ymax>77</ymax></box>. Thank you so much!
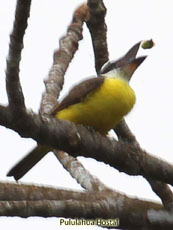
<box><xmin>56</xmin><ymin>77</ymin><xmax>136</xmax><ymax>135</ymax></box>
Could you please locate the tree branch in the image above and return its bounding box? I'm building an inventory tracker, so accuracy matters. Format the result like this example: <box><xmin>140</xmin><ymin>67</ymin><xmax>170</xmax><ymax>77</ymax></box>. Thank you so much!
<box><xmin>2</xmin><ymin>0</ymin><xmax>173</xmax><ymax>228</ymax></box>
<box><xmin>1</xmin><ymin>106</ymin><xmax>173</xmax><ymax>186</ymax></box>
<box><xmin>0</xmin><ymin>182</ymin><xmax>170</xmax><ymax>229</ymax></box>
<box><xmin>115</xmin><ymin>119</ymin><xmax>173</xmax><ymax>211</ymax></box>
<box><xmin>114</xmin><ymin>119</ymin><xmax>139</xmax><ymax>146</ymax></box>
<box><xmin>38</xmin><ymin>3</ymin><xmax>109</xmax><ymax>192</ymax></box>
<box><xmin>54</xmin><ymin>150</ymin><xmax>111</xmax><ymax>191</ymax></box>
<box><xmin>147</xmin><ymin>178</ymin><xmax>173</xmax><ymax>211</ymax></box>
<box><xmin>0</xmin><ymin>199</ymin><xmax>168</xmax><ymax>230</ymax></box>
<box><xmin>0</xmin><ymin>105</ymin><xmax>13</xmax><ymax>129</ymax></box>
<box><xmin>86</xmin><ymin>0</ymin><xmax>109</xmax><ymax>73</ymax></box>
<box><xmin>40</xmin><ymin>4</ymin><xmax>88</xmax><ymax>115</ymax></box>
<box><xmin>6</xmin><ymin>0</ymin><xmax>31</xmax><ymax>116</ymax></box>
<box><xmin>0</xmin><ymin>182</ymin><xmax>112</xmax><ymax>201</ymax></box>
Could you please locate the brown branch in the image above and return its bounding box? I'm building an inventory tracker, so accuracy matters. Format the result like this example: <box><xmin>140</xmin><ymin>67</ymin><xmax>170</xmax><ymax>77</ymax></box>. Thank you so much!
<box><xmin>147</xmin><ymin>178</ymin><xmax>173</xmax><ymax>211</ymax></box>
<box><xmin>114</xmin><ymin>119</ymin><xmax>139</xmax><ymax>146</ymax></box>
<box><xmin>6</xmin><ymin>0</ymin><xmax>31</xmax><ymax>116</ymax></box>
<box><xmin>0</xmin><ymin>191</ymin><xmax>171</xmax><ymax>229</ymax></box>
<box><xmin>87</xmin><ymin>7</ymin><xmax>172</xmax><ymax>210</ymax></box>
<box><xmin>50</xmin><ymin>0</ymin><xmax>110</xmax><ymax>191</ymax></box>
<box><xmin>0</xmin><ymin>182</ymin><xmax>110</xmax><ymax>201</ymax></box>
<box><xmin>40</xmin><ymin>4</ymin><xmax>88</xmax><ymax>115</ymax></box>
<box><xmin>39</xmin><ymin>3</ymin><xmax>110</xmax><ymax>192</ymax></box>
<box><xmin>2</xmin><ymin>0</ymin><xmax>173</xmax><ymax>227</ymax></box>
<box><xmin>0</xmin><ymin>182</ymin><xmax>169</xmax><ymax>229</ymax></box>
<box><xmin>1</xmin><ymin>107</ymin><xmax>173</xmax><ymax>186</ymax></box>
<box><xmin>115</xmin><ymin>119</ymin><xmax>173</xmax><ymax>211</ymax></box>
<box><xmin>0</xmin><ymin>105</ymin><xmax>13</xmax><ymax>129</ymax></box>
<box><xmin>86</xmin><ymin>0</ymin><xmax>109</xmax><ymax>73</ymax></box>
<box><xmin>109</xmin><ymin>40</ymin><xmax>173</xmax><ymax>210</ymax></box>
<box><xmin>54</xmin><ymin>150</ymin><xmax>111</xmax><ymax>191</ymax></box>
<box><xmin>87</xmin><ymin>0</ymin><xmax>173</xmax><ymax>211</ymax></box>
<box><xmin>0</xmin><ymin>200</ymin><xmax>168</xmax><ymax>230</ymax></box>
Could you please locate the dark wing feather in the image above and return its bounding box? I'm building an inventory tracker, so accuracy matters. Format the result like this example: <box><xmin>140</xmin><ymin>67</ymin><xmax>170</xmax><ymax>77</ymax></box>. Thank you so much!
<box><xmin>50</xmin><ymin>76</ymin><xmax>105</xmax><ymax>116</ymax></box>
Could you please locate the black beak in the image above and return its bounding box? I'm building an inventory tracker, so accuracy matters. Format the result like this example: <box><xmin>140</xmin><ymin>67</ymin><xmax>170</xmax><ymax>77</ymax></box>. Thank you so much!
<box><xmin>122</xmin><ymin>55</ymin><xmax>147</xmax><ymax>80</ymax></box>
<box><xmin>100</xmin><ymin>41</ymin><xmax>144</xmax><ymax>74</ymax></box>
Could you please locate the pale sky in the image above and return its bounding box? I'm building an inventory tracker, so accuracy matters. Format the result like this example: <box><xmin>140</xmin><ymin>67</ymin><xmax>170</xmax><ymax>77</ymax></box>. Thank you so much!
<box><xmin>0</xmin><ymin>0</ymin><xmax>173</xmax><ymax>229</ymax></box>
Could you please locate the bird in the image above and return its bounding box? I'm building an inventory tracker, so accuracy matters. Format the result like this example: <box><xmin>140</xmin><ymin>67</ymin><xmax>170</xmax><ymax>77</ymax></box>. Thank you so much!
<box><xmin>7</xmin><ymin>41</ymin><xmax>147</xmax><ymax>181</ymax></box>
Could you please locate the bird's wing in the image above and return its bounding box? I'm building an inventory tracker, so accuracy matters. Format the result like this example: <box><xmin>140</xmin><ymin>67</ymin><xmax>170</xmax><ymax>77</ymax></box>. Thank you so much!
<box><xmin>50</xmin><ymin>76</ymin><xmax>105</xmax><ymax>116</ymax></box>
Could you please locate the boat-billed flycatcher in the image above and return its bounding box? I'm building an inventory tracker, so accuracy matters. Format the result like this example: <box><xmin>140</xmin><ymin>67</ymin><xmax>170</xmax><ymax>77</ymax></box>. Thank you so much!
<box><xmin>7</xmin><ymin>41</ymin><xmax>147</xmax><ymax>180</ymax></box>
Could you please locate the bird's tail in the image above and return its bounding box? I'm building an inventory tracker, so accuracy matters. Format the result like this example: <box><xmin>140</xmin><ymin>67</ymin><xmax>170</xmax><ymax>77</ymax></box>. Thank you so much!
<box><xmin>7</xmin><ymin>145</ymin><xmax>51</xmax><ymax>181</ymax></box>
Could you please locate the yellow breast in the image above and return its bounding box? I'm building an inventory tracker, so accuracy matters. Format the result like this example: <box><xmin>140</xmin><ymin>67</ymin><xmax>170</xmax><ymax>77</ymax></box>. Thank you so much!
<box><xmin>56</xmin><ymin>77</ymin><xmax>136</xmax><ymax>135</ymax></box>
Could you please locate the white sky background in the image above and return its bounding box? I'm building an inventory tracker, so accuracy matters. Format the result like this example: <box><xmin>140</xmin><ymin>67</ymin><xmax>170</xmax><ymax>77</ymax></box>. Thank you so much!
<box><xmin>0</xmin><ymin>0</ymin><xmax>173</xmax><ymax>229</ymax></box>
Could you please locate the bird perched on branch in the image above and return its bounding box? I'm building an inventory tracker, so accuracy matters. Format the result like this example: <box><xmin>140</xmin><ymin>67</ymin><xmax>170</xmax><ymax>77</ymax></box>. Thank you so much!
<box><xmin>7</xmin><ymin>41</ymin><xmax>147</xmax><ymax>180</ymax></box>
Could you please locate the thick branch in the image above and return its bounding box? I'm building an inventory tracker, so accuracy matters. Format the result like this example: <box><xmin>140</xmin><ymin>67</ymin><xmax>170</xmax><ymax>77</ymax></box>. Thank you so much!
<box><xmin>0</xmin><ymin>182</ymin><xmax>111</xmax><ymax>201</ymax></box>
<box><xmin>0</xmin><ymin>199</ymin><xmax>168</xmax><ymax>230</ymax></box>
<box><xmin>86</xmin><ymin>0</ymin><xmax>108</xmax><ymax>73</ymax></box>
<box><xmin>2</xmin><ymin>0</ymin><xmax>173</xmax><ymax>227</ymax></box>
<box><xmin>39</xmin><ymin>3</ymin><xmax>109</xmax><ymax>192</ymax></box>
<box><xmin>0</xmin><ymin>182</ymin><xmax>168</xmax><ymax>229</ymax></box>
<box><xmin>40</xmin><ymin>3</ymin><xmax>108</xmax><ymax>192</ymax></box>
<box><xmin>0</xmin><ymin>105</ymin><xmax>13</xmax><ymax>129</ymax></box>
<box><xmin>40</xmin><ymin>4</ymin><xmax>88</xmax><ymax>115</ymax></box>
<box><xmin>87</xmin><ymin>0</ymin><xmax>173</xmax><ymax>211</ymax></box>
<box><xmin>1</xmin><ymin>106</ymin><xmax>173</xmax><ymax>186</ymax></box>
<box><xmin>6</xmin><ymin>0</ymin><xmax>31</xmax><ymax>115</ymax></box>
<box><xmin>54</xmin><ymin>150</ymin><xmax>111</xmax><ymax>191</ymax></box>
<box><xmin>115</xmin><ymin>119</ymin><xmax>173</xmax><ymax>211</ymax></box>
<box><xmin>114</xmin><ymin>119</ymin><xmax>139</xmax><ymax>146</ymax></box>
<box><xmin>147</xmin><ymin>178</ymin><xmax>173</xmax><ymax>211</ymax></box>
